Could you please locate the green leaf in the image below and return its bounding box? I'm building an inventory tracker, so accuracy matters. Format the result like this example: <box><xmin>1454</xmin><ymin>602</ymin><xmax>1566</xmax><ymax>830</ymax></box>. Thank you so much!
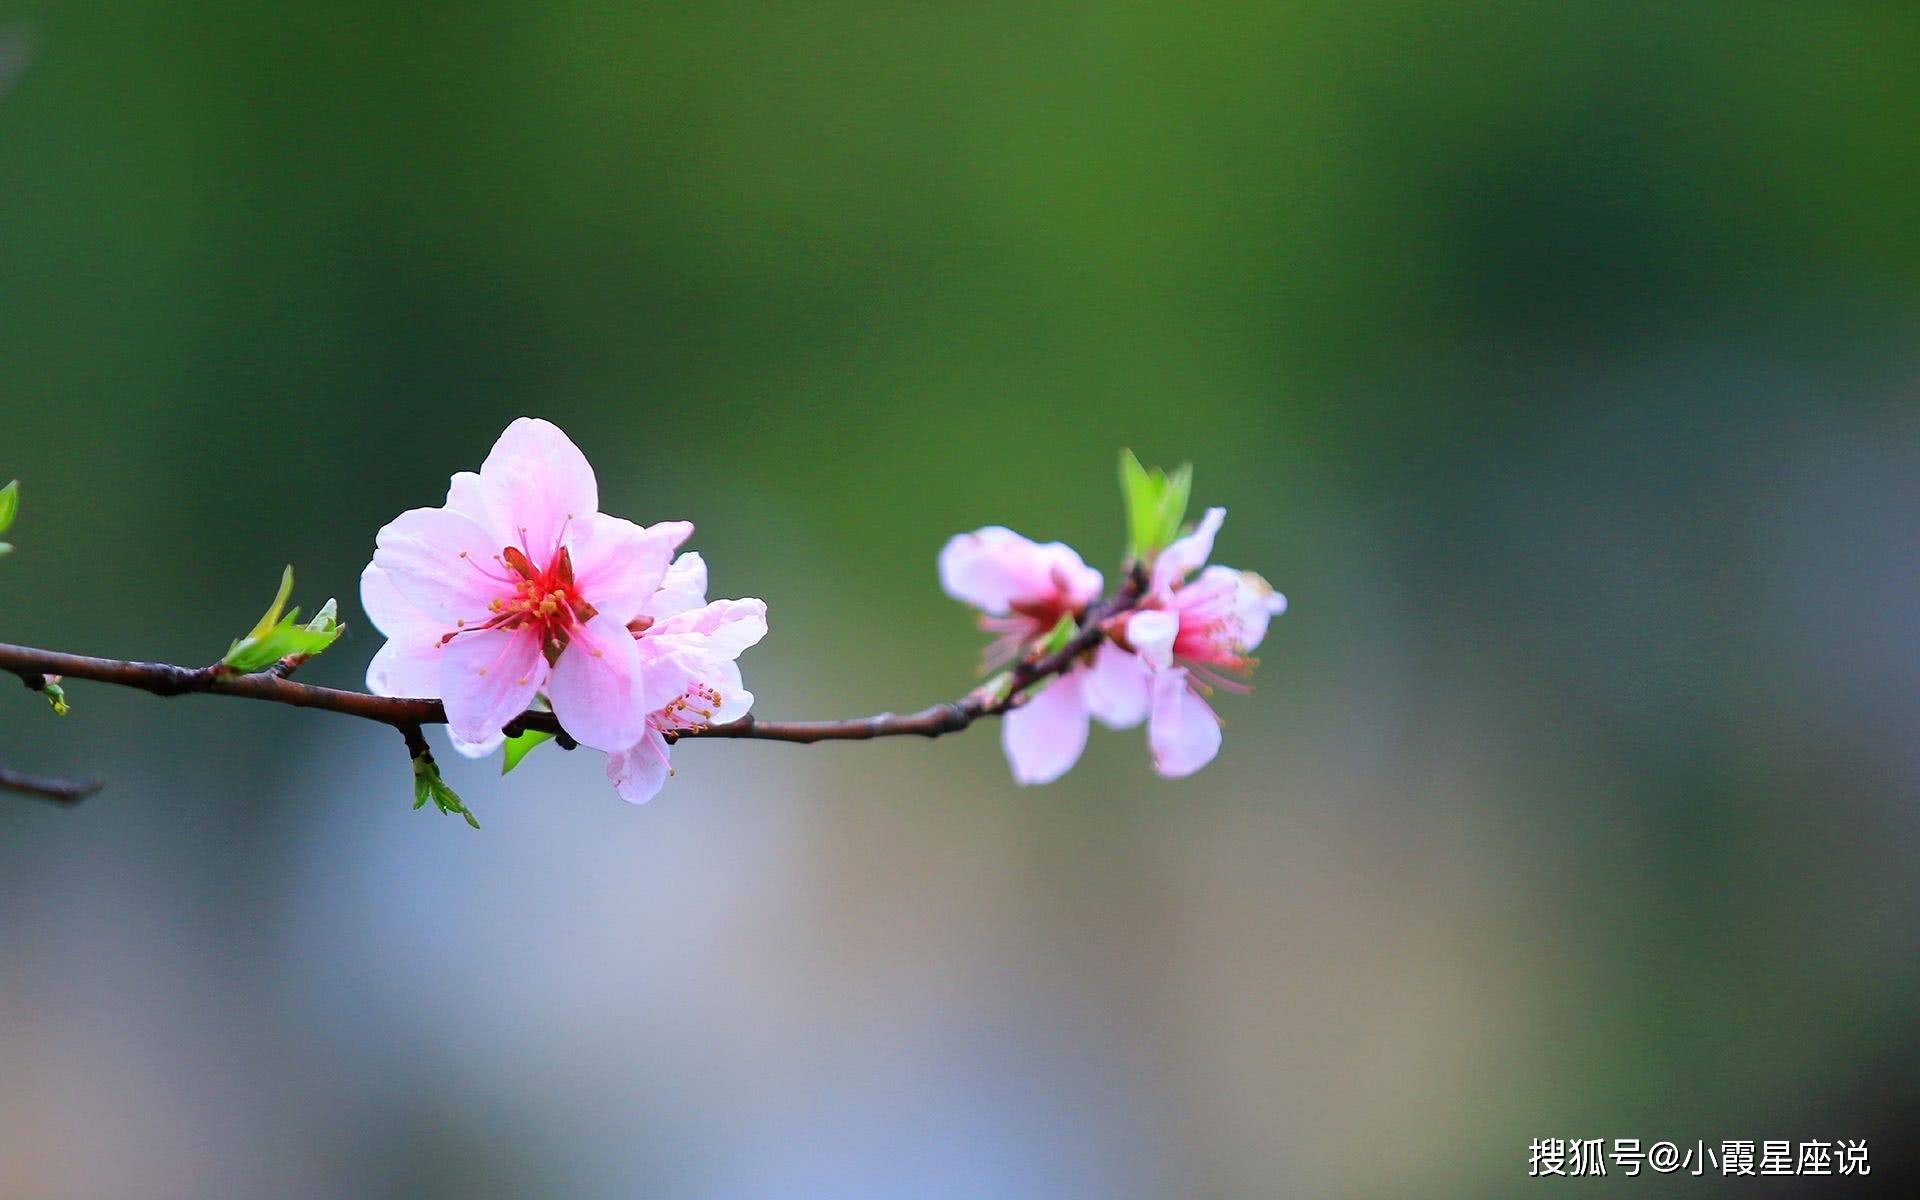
<box><xmin>1037</xmin><ymin>612</ymin><xmax>1078</xmax><ymax>655</ymax></box>
<box><xmin>43</xmin><ymin>679</ymin><xmax>68</xmax><ymax>716</ymax></box>
<box><xmin>501</xmin><ymin>728</ymin><xmax>553</xmax><ymax>775</ymax></box>
<box><xmin>0</xmin><ymin>479</ymin><xmax>17</xmax><ymax>535</ymax></box>
<box><xmin>1118</xmin><ymin>450</ymin><xmax>1193</xmax><ymax>562</ymax></box>
<box><xmin>248</xmin><ymin>565</ymin><xmax>296</xmax><ymax>642</ymax></box>
<box><xmin>221</xmin><ymin>572</ymin><xmax>344</xmax><ymax>672</ymax></box>
<box><xmin>412</xmin><ymin>753</ymin><xmax>481</xmax><ymax>828</ymax></box>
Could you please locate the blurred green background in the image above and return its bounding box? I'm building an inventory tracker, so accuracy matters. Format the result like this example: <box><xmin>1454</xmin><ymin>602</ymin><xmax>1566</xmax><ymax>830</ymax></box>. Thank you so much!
<box><xmin>4</xmin><ymin>3</ymin><xmax>1919</xmax><ymax>1196</ymax></box>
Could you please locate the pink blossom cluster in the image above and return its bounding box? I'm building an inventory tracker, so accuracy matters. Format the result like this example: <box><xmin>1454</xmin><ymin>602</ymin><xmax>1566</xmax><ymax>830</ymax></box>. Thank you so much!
<box><xmin>361</xmin><ymin>418</ymin><xmax>764</xmax><ymax>803</ymax></box>
<box><xmin>360</xmin><ymin>418</ymin><xmax>1281</xmax><ymax>805</ymax></box>
<box><xmin>941</xmin><ymin>507</ymin><xmax>1285</xmax><ymax>784</ymax></box>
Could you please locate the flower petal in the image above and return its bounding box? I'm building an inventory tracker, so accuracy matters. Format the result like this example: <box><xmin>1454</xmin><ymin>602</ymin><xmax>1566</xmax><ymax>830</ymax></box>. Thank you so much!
<box><xmin>359</xmin><ymin>563</ymin><xmax>441</xmax><ymax>642</ymax></box>
<box><xmin>1194</xmin><ymin>565</ymin><xmax>1288</xmax><ymax>653</ymax></box>
<box><xmin>477</xmin><ymin>417</ymin><xmax>599</xmax><ymax>561</ymax></box>
<box><xmin>372</xmin><ymin>506</ymin><xmax>507</xmax><ymax>625</ymax></box>
<box><xmin>652</xmin><ymin>597</ymin><xmax>768</xmax><ymax>659</ymax></box>
<box><xmin>1151</xmin><ymin>506</ymin><xmax>1226</xmax><ymax>596</ymax></box>
<box><xmin>568</xmin><ymin>515</ymin><xmax>688</xmax><ymax>625</ymax></box>
<box><xmin>546</xmin><ymin>612</ymin><xmax>651</xmax><ymax>751</ymax></box>
<box><xmin>701</xmin><ymin>658</ymin><xmax>755</xmax><ymax>724</ymax></box>
<box><xmin>939</xmin><ymin>527</ymin><xmax>1102</xmax><ymax>614</ymax></box>
<box><xmin>1149</xmin><ymin>668</ymin><xmax>1222</xmax><ymax>778</ymax></box>
<box><xmin>1000</xmin><ymin>669</ymin><xmax>1091</xmax><ymax>785</ymax></box>
<box><xmin>1081</xmin><ymin>641</ymin><xmax>1151</xmax><ymax>729</ymax></box>
<box><xmin>631</xmin><ymin>633</ymin><xmax>702</xmax><ymax>714</ymax></box>
<box><xmin>366</xmin><ymin>636</ymin><xmax>445</xmax><ymax>698</ymax></box>
<box><xmin>1124</xmin><ymin>609</ymin><xmax>1180</xmax><ymax>671</ymax></box>
<box><xmin>449</xmin><ymin>730</ymin><xmax>505</xmax><ymax>759</ymax></box>
<box><xmin>444</xmin><ymin>470</ymin><xmax>505</xmax><ymax>543</ymax></box>
<box><xmin>646</xmin><ymin>552</ymin><xmax>710</xmax><ymax>620</ymax></box>
<box><xmin>606</xmin><ymin>728</ymin><xmax>673</xmax><ymax>805</ymax></box>
<box><xmin>439</xmin><ymin>626</ymin><xmax>546</xmax><ymax>746</ymax></box>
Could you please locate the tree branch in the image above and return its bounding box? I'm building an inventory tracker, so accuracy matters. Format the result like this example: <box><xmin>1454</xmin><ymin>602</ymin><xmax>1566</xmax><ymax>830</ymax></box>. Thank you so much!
<box><xmin>0</xmin><ymin>764</ymin><xmax>103</xmax><ymax>805</ymax></box>
<box><xmin>0</xmin><ymin>564</ymin><xmax>1148</xmax><ymax>782</ymax></box>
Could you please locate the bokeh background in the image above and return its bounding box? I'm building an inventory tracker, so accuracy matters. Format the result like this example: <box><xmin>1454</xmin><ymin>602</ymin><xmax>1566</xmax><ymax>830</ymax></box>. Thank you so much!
<box><xmin>3</xmin><ymin>3</ymin><xmax>1919</xmax><ymax>1196</ymax></box>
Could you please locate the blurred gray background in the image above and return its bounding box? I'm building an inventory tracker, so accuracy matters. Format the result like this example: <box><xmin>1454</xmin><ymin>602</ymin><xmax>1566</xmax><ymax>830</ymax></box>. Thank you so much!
<box><xmin>3</xmin><ymin>3</ymin><xmax>1919</xmax><ymax>1196</ymax></box>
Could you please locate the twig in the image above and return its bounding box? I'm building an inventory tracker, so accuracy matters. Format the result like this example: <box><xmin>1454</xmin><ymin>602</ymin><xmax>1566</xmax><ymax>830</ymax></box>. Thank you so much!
<box><xmin>0</xmin><ymin>764</ymin><xmax>103</xmax><ymax>805</ymax></box>
<box><xmin>0</xmin><ymin>563</ymin><xmax>1149</xmax><ymax>784</ymax></box>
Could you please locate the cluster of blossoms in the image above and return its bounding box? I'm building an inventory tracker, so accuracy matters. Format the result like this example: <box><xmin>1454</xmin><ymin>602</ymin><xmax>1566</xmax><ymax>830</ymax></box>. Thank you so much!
<box><xmin>359</xmin><ymin>419</ymin><xmax>1281</xmax><ymax>807</ymax></box>
<box><xmin>361</xmin><ymin>418</ymin><xmax>764</xmax><ymax>804</ymax></box>
<box><xmin>940</xmin><ymin>506</ymin><xmax>1285</xmax><ymax>785</ymax></box>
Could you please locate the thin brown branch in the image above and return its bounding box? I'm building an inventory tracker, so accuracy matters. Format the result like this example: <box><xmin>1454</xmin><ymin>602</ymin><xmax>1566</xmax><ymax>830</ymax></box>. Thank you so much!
<box><xmin>0</xmin><ymin>764</ymin><xmax>103</xmax><ymax>805</ymax></box>
<box><xmin>679</xmin><ymin>562</ymin><xmax>1149</xmax><ymax>743</ymax></box>
<box><xmin>0</xmin><ymin>563</ymin><xmax>1148</xmax><ymax>773</ymax></box>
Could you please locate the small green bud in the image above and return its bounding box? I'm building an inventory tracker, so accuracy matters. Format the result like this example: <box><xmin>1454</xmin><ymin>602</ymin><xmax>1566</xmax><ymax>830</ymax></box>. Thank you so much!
<box><xmin>0</xmin><ymin>478</ymin><xmax>17</xmax><ymax>555</ymax></box>
<box><xmin>412</xmin><ymin>752</ymin><xmax>480</xmax><ymax>828</ymax></box>
<box><xmin>1037</xmin><ymin>612</ymin><xmax>1078</xmax><ymax>655</ymax></box>
<box><xmin>1119</xmin><ymin>450</ymin><xmax>1192</xmax><ymax>563</ymax></box>
<box><xmin>222</xmin><ymin>568</ymin><xmax>344</xmax><ymax>672</ymax></box>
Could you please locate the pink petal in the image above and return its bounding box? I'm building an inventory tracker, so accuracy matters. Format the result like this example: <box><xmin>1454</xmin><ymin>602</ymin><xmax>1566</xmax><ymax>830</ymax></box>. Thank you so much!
<box><xmin>1000</xmin><ymin>669</ymin><xmax>1091</xmax><ymax>785</ymax></box>
<box><xmin>700</xmin><ymin>658</ymin><xmax>754</xmax><ymax>724</ymax></box>
<box><xmin>1151</xmin><ymin>506</ymin><xmax>1226</xmax><ymax>596</ymax></box>
<box><xmin>567</xmin><ymin>515</ymin><xmax>688</xmax><ymax>625</ymax></box>
<box><xmin>606</xmin><ymin>728</ymin><xmax>673</xmax><ymax>805</ymax></box>
<box><xmin>439</xmin><ymin>626</ymin><xmax>546</xmax><ymax>746</ymax></box>
<box><xmin>477</xmin><ymin>417</ymin><xmax>599</xmax><ymax>562</ymax></box>
<box><xmin>1149</xmin><ymin>668</ymin><xmax>1222</xmax><ymax>779</ymax></box>
<box><xmin>372</xmin><ymin>506</ymin><xmax>508</xmax><ymax>625</ymax></box>
<box><xmin>359</xmin><ymin>563</ymin><xmax>442</xmax><ymax>642</ymax></box>
<box><xmin>1194</xmin><ymin>565</ymin><xmax>1287</xmax><ymax>653</ymax></box>
<box><xmin>1124</xmin><ymin>609</ymin><xmax>1179</xmax><ymax>671</ymax></box>
<box><xmin>449</xmin><ymin>730</ymin><xmax>505</xmax><ymax>759</ymax></box>
<box><xmin>1081</xmin><ymin>641</ymin><xmax>1151</xmax><ymax>729</ymax></box>
<box><xmin>546</xmin><ymin>612</ymin><xmax>651</xmax><ymax>751</ymax></box>
<box><xmin>631</xmin><ymin>634</ymin><xmax>701</xmax><ymax>714</ymax></box>
<box><xmin>939</xmin><ymin>527</ymin><xmax>1102</xmax><ymax>614</ymax></box>
<box><xmin>652</xmin><ymin>598</ymin><xmax>768</xmax><ymax>659</ymax></box>
<box><xmin>646</xmin><ymin>552</ymin><xmax>710</xmax><ymax>619</ymax></box>
<box><xmin>366</xmin><ymin>636</ymin><xmax>445</xmax><ymax>699</ymax></box>
<box><xmin>444</xmin><ymin>470</ymin><xmax>505</xmax><ymax>542</ymax></box>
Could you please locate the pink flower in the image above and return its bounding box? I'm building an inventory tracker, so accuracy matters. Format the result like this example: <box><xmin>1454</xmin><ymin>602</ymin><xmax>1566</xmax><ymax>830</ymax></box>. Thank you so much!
<box><xmin>605</xmin><ymin>552</ymin><xmax>768</xmax><ymax>804</ymax></box>
<box><xmin>1128</xmin><ymin>507</ymin><xmax>1287</xmax><ymax>777</ymax></box>
<box><xmin>939</xmin><ymin>526</ymin><xmax>1103</xmax><ymax>671</ymax></box>
<box><xmin>938</xmin><ymin>525</ymin><xmax>1123</xmax><ymax>784</ymax></box>
<box><xmin>942</xmin><ymin>509</ymin><xmax>1284</xmax><ymax>784</ymax></box>
<box><xmin>360</xmin><ymin>418</ymin><xmax>690</xmax><ymax>753</ymax></box>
